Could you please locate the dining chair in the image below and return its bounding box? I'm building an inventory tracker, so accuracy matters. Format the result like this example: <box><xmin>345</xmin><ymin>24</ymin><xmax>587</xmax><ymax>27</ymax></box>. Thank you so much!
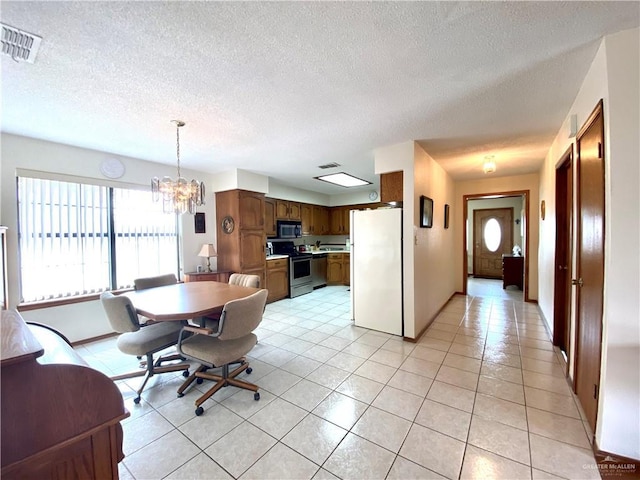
<box><xmin>176</xmin><ymin>289</ymin><xmax>268</xmax><ymax>416</ymax></box>
<box><xmin>100</xmin><ymin>292</ymin><xmax>190</xmax><ymax>404</ymax></box>
<box><xmin>201</xmin><ymin>273</ymin><xmax>260</xmax><ymax>329</ymax></box>
<box><xmin>133</xmin><ymin>273</ymin><xmax>178</xmax><ymax>291</ymax></box>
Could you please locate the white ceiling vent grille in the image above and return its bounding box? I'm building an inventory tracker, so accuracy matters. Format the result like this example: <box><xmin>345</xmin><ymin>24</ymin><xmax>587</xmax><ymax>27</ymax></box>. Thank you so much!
<box><xmin>318</xmin><ymin>162</ymin><xmax>341</xmax><ymax>169</ymax></box>
<box><xmin>1</xmin><ymin>23</ymin><xmax>42</xmax><ymax>63</ymax></box>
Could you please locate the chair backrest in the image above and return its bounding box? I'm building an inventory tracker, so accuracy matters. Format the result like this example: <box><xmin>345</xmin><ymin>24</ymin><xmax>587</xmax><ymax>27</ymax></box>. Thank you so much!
<box><xmin>228</xmin><ymin>273</ymin><xmax>260</xmax><ymax>288</ymax></box>
<box><xmin>218</xmin><ymin>289</ymin><xmax>268</xmax><ymax>341</ymax></box>
<box><xmin>134</xmin><ymin>273</ymin><xmax>177</xmax><ymax>290</ymax></box>
<box><xmin>100</xmin><ymin>292</ymin><xmax>140</xmax><ymax>333</ymax></box>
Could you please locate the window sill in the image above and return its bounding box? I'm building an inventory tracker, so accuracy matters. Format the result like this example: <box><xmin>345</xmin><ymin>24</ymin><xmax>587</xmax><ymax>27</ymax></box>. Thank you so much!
<box><xmin>17</xmin><ymin>288</ymin><xmax>134</xmax><ymax>312</ymax></box>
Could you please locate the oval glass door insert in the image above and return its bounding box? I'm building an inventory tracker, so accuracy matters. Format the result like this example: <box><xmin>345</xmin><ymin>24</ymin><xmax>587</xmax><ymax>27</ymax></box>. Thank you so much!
<box><xmin>484</xmin><ymin>218</ymin><xmax>502</xmax><ymax>252</ymax></box>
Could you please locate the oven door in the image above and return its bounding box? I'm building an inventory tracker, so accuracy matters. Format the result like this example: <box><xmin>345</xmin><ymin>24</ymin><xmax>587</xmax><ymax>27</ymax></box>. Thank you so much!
<box><xmin>289</xmin><ymin>256</ymin><xmax>313</xmax><ymax>298</ymax></box>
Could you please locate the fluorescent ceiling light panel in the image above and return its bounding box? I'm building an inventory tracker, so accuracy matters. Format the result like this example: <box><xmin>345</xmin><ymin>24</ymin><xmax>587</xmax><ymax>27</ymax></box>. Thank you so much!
<box><xmin>314</xmin><ymin>172</ymin><xmax>371</xmax><ymax>187</ymax></box>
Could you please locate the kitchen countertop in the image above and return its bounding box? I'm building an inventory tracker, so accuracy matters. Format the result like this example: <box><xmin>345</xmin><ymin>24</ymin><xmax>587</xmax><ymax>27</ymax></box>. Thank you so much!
<box><xmin>266</xmin><ymin>254</ymin><xmax>288</xmax><ymax>260</ymax></box>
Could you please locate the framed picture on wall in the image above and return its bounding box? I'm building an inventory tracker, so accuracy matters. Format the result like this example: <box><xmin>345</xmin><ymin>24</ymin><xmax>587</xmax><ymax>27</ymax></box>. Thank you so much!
<box><xmin>444</xmin><ymin>204</ymin><xmax>450</xmax><ymax>229</ymax></box>
<box><xmin>194</xmin><ymin>212</ymin><xmax>206</xmax><ymax>234</ymax></box>
<box><xmin>420</xmin><ymin>195</ymin><xmax>433</xmax><ymax>228</ymax></box>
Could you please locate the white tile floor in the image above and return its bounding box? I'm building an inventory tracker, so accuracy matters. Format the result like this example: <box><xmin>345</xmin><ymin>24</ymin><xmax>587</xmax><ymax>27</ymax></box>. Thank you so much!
<box><xmin>77</xmin><ymin>281</ymin><xmax>602</xmax><ymax>480</ymax></box>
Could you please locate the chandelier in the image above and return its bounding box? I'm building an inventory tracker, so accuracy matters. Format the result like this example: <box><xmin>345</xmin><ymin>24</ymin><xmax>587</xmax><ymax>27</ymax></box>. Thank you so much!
<box><xmin>151</xmin><ymin>120</ymin><xmax>205</xmax><ymax>215</ymax></box>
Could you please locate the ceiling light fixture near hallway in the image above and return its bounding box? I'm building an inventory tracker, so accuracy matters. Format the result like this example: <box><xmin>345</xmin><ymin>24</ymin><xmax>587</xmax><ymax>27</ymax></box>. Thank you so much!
<box><xmin>151</xmin><ymin>120</ymin><xmax>205</xmax><ymax>215</ymax></box>
<box><xmin>483</xmin><ymin>155</ymin><xmax>497</xmax><ymax>174</ymax></box>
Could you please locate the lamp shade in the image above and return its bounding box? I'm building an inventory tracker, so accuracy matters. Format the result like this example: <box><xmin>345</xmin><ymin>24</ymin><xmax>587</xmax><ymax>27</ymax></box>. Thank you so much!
<box><xmin>198</xmin><ymin>243</ymin><xmax>217</xmax><ymax>258</ymax></box>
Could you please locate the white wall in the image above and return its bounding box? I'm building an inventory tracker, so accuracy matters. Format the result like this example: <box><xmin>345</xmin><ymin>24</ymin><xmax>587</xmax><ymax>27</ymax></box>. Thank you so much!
<box><xmin>0</xmin><ymin>133</ymin><xmax>218</xmax><ymax>341</ymax></box>
<box><xmin>412</xmin><ymin>143</ymin><xmax>457</xmax><ymax>339</ymax></box>
<box><xmin>267</xmin><ymin>180</ymin><xmax>330</xmax><ymax>205</ymax></box>
<box><xmin>537</xmin><ymin>28</ymin><xmax>639</xmax><ymax>460</ymax></box>
<box><xmin>454</xmin><ymin>174</ymin><xmax>540</xmax><ymax>300</ymax></box>
<box><xmin>467</xmin><ymin>196</ymin><xmax>525</xmax><ymax>274</ymax></box>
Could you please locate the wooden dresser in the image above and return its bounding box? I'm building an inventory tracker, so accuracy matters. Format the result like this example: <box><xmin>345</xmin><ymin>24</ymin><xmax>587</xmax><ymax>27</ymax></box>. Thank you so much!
<box><xmin>502</xmin><ymin>255</ymin><xmax>524</xmax><ymax>290</ymax></box>
<box><xmin>184</xmin><ymin>270</ymin><xmax>232</xmax><ymax>283</ymax></box>
<box><xmin>1</xmin><ymin>310</ymin><xmax>128</xmax><ymax>479</ymax></box>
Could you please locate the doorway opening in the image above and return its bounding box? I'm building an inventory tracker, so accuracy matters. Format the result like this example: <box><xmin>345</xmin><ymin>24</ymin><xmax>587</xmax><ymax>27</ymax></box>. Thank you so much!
<box><xmin>462</xmin><ymin>191</ymin><xmax>530</xmax><ymax>302</ymax></box>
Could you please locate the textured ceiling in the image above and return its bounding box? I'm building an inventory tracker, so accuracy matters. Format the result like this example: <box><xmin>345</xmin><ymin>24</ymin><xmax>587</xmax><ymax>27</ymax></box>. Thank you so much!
<box><xmin>1</xmin><ymin>2</ymin><xmax>638</xmax><ymax>194</ymax></box>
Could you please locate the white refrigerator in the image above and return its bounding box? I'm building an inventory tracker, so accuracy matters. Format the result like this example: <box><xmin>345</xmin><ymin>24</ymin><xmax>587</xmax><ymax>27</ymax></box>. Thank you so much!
<box><xmin>350</xmin><ymin>208</ymin><xmax>403</xmax><ymax>336</ymax></box>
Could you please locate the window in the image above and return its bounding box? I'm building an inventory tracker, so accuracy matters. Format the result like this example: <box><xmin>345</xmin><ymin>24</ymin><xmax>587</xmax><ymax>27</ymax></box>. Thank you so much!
<box><xmin>17</xmin><ymin>177</ymin><xmax>179</xmax><ymax>302</ymax></box>
<box><xmin>483</xmin><ymin>217</ymin><xmax>502</xmax><ymax>252</ymax></box>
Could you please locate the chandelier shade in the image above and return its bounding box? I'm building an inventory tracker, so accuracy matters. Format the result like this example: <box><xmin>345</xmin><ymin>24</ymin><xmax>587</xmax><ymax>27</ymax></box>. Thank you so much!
<box><xmin>151</xmin><ymin>120</ymin><xmax>205</xmax><ymax>215</ymax></box>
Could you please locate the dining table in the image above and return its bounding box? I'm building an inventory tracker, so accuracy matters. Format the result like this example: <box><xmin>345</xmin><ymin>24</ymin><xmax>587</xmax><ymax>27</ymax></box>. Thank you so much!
<box><xmin>123</xmin><ymin>281</ymin><xmax>261</xmax><ymax>321</ymax></box>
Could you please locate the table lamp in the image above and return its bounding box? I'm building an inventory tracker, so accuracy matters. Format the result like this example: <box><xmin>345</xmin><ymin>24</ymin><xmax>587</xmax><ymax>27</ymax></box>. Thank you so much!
<box><xmin>197</xmin><ymin>243</ymin><xmax>217</xmax><ymax>272</ymax></box>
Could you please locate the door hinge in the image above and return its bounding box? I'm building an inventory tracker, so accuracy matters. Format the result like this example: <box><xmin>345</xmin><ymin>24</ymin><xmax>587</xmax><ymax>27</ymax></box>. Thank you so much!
<box><xmin>594</xmin><ymin>383</ymin><xmax>598</xmax><ymax>400</ymax></box>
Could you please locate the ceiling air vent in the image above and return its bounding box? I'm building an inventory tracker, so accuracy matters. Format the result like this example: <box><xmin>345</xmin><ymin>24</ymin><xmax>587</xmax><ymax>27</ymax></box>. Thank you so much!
<box><xmin>318</xmin><ymin>162</ymin><xmax>341</xmax><ymax>169</ymax></box>
<box><xmin>1</xmin><ymin>23</ymin><xmax>42</xmax><ymax>63</ymax></box>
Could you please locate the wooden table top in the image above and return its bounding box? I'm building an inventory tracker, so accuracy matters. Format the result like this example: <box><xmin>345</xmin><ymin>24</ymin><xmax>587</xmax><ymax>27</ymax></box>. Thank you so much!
<box><xmin>123</xmin><ymin>281</ymin><xmax>261</xmax><ymax>321</ymax></box>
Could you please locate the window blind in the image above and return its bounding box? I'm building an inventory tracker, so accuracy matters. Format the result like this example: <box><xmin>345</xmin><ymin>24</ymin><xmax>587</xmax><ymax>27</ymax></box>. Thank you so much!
<box><xmin>17</xmin><ymin>177</ymin><xmax>179</xmax><ymax>302</ymax></box>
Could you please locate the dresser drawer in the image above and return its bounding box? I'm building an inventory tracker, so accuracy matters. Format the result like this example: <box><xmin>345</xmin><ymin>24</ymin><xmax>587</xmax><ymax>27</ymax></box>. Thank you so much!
<box><xmin>267</xmin><ymin>258</ymin><xmax>288</xmax><ymax>270</ymax></box>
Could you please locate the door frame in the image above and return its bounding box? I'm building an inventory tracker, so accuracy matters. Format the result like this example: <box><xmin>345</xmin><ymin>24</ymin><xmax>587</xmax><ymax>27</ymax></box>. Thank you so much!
<box><xmin>553</xmin><ymin>146</ymin><xmax>574</xmax><ymax>369</ymax></box>
<box><xmin>462</xmin><ymin>190</ymin><xmax>531</xmax><ymax>302</ymax></box>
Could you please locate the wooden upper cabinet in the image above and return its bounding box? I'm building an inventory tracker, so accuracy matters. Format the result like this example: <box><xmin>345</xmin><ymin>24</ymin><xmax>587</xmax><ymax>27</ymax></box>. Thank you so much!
<box><xmin>301</xmin><ymin>204</ymin><xmax>313</xmax><ymax>235</ymax></box>
<box><xmin>381</xmin><ymin>171</ymin><xmax>403</xmax><ymax>203</ymax></box>
<box><xmin>313</xmin><ymin>206</ymin><xmax>330</xmax><ymax>235</ymax></box>
<box><xmin>265</xmin><ymin>198</ymin><xmax>276</xmax><ymax>237</ymax></box>
<box><xmin>330</xmin><ymin>207</ymin><xmax>351</xmax><ymax>235</ymax></box>
<box><xmin>275</xmin><ymin>200</ymin><xmax>301</xmax><ymax>220</ymax></box>
<box><xmin>239</xmin><ymin>191</ymin><xmax>265</xmax><ymax>229</ymax></box>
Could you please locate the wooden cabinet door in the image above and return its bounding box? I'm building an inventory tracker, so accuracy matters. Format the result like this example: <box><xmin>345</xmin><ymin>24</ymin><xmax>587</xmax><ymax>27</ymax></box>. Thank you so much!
<box><xmin>265</xmin><ymin>199</ymin><xmax>276</xmax><ymax>237</ymax></box>
<box><xmin>343</xmin><ymin>254</ymin><xmax>350</xmax><ymax>285</ymax></box>
<box><xmin>343</xmin><ymin>208</ymin><xmax>351</xmax><ymax>236</ymax></box>
<box><xmin>330</xmin><ymin>207</ymin><xmax>344</xmax><ymax>235</ymax></box>
<box><xmin>381</xmin><ymin>171</ymin><xmax>403</xmax><ymax>203</ymax></box>
<box><xmin>327</xmin><ymin>255</ymin><xmax>343</xmax><ymax>284</ymax></box>
<box><xmin>266</xmin><ymin>266</ymin><xmax>289</xmax><ymax>303</ymax></box>
<box><xmin>288</xmin><ymin>202</ymin><xmax>301</xmax><ymax>220</ymax></box>
<box><xmin>239</xmin><ymin>230</ymin><xmax>265</xmax><ymax>270</ymax></box>
<box><xmin>275</xmin><ymin>200</ymin><xmax>289</xmax><ymax>219</ymax></box>
<box><xmin>301</xmin><ymin>204</ymin><xmax>313</xmax><ymax>235</ymax></box>
<box><xmin>313</xmin><ymin>206</ymin><xmax>330</xmax><ymax>235</ymax></box>
<box><xmin>239</xmin><ymin>192</ymin><xmax>265</xmax><ymax>229</ymax></box>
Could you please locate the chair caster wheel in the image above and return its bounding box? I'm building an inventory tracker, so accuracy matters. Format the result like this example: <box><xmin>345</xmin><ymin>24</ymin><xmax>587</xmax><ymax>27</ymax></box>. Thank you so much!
<box><xmin>177</xmin><ymin>393</ymin><xmax>184</xmax><ymax>398</ymax></box>
<box><xmin>182</xmin><ymin>370</ymin><xmax>190</xmax><ymax>377</ymax></box>
<box><xmin>246</xmin><ymin>367</ymin><xmax>253</xmax><ymax>374</ymax></box>
<box><xmin>254</xmin><ymin>392</ymin><xmax>260</xmax><ymax>401</ymax></box>
<box><xmin>196</xmin><ymin>378</ymin><xmax>204</xmax><ymax>384</ymax></box>
<box><xmin>133</xmin><ymin>396</ymin><xmax>141</xmax><ymax>404</ymax></box>
<box><xmin>195</xmin><ymin>407</ymin><xmax>204</xmax><ymax>416</ymax></box>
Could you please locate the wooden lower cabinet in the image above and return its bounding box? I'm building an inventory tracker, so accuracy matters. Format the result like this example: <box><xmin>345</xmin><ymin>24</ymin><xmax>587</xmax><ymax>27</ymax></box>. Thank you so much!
<box><xmin>266</xmin><ymin>258</ymin><xmax>288</xmax><ymax>303</ymax></box>
<box><xmin>327</xmin><ymin>253</ymin><xmax>350</xmax><ymax>285</ymax></box>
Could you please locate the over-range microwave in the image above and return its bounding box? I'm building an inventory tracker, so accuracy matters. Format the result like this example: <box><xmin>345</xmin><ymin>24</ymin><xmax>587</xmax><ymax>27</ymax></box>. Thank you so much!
<box><xmin>276</xmin><ymin>220</ymin><xmax>302</xmax><ymax>239</ymax></box>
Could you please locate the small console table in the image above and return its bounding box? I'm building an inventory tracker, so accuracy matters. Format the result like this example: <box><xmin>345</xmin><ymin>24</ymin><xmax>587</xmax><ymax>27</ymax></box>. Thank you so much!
<box><xmin>184</xmin><ymin>270</ymin><xmax>233</xmax><ymax>283</ymax></box>
<box><xmin>502</xmin><ymin>255</ymin><xmax>524</xmax><ymax>290</ymax></box>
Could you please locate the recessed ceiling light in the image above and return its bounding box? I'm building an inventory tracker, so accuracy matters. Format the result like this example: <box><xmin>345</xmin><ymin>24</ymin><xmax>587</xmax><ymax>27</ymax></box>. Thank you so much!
<box><xmin>314</xmin><ymin>172</ymin><xmax>371</xmax><ymax>188</ymax></box>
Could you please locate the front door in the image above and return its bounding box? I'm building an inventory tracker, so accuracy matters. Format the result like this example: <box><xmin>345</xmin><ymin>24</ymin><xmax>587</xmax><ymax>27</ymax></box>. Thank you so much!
<box><xmin>473</xmin><ymin>208</ymin><xmax>513</xmax><ymax>278</ymax></box>
<box><xmin>574</xmin><ymin>100</ymin><xmax>605</xmax><ymax>433</ymax></box>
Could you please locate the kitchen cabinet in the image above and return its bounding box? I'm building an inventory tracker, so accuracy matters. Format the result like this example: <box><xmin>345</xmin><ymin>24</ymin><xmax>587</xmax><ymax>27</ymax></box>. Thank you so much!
<box><xmin>381</xmin><ymin>171</ymin><xmax>403</xmax><ymax>203</ymax></box>
<box><xmin>266</xmin><ymin>258</ymin><xmax>288</xmax><ymax>303</ymax></box>
<box><xmin>330</xmin><ymin>207</ymin><xmax>351</xmax><ymax>235</ymax></box>
<box><xmin>216</xmin><ymin>189</ymin><xmax>266</xmax><ymax>286</ymax></box>
<box><xmin>265</xmin><ymin>198</ymin><xmax>276</xmax><ymax>237</ymax></box>
<box><xmin>301</xmin><ymin>204</ymin><xmax>313</xmax><ymax>236</ymax></box>
<box><xmin>502</xmin><ymin>255</ymin><xmax>524</xmax><ymax>290</ymax></box>
<box><xmin>313</xmin><ymin>205</ymin><xmax>330</xmax><ymax>235</ymax></box>
<box><xmin>276</xmin><ymin>200</ymin><xmax>301</xmax><ymax>220</ymax></box>
<box><xmin>327</xmin><ymin>253</ymin><xmax>350</xmax><ymax>285</ymax></box>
